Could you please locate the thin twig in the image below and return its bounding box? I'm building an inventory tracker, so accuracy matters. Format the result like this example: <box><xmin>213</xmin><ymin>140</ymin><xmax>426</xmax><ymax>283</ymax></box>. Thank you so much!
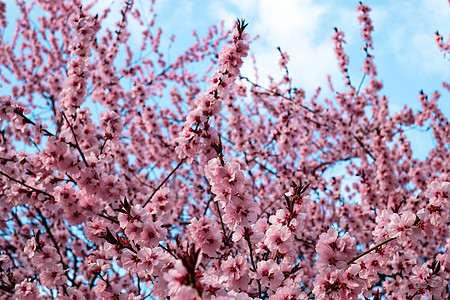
<box><xmin>61</xmin><ymin>111</ymin><xmax>89</xmax><ymax>167</ymax></box>
<box><xmin>347</xmin><ymin>237</ymin><xmax>395</xmax><ymax>265</ymax></box>
<box><xmin>0</xmin><ymin>170</ymin><xmax>54</xmax><ymax>200</ymax></box>
<box><xmin>35</xmin><ymin>208</ymin><xmax>70</xmax><ymax>296</ymax></box>
<box><xmin>143</xmin><ymin>159</ymin><xmax>184</xmax><ymax>207</ymax></box>
<box><xmin>354</xmin><ymin>135</ymin><xmax>375</xmax><ymax>161</ymax></box>
<box><xmin>357</xmin><ymin>73</ymin><xmax>366</xmax><ymax>95</ymax></box>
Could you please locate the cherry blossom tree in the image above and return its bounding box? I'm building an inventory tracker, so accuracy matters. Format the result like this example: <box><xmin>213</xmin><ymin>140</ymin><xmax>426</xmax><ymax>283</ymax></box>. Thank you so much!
<box><xmin>0</xmin><ymin>0</ymin><xmax>449</xmax><ymax>299</ymax></box>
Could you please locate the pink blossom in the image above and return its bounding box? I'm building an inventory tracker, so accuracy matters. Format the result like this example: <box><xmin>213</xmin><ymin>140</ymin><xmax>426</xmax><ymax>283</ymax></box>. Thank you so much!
<box><xmin>23</xmin><ymin>237</ymin><xmax>38</xmax><ymax>259</ymax></box>
<box><xmin>313</xmin><ymin>268</ymin><xmax>363</xmax><ymax>300</ymax></box>
<box><xmin>220</xmin><ymin>254</ymin><xmax>250</xmax><ymax>291</ymax></box>
<box><xmin>121</xmin><ymin>250</ymin><xmax>140</xmax><ymax>274</ymax></box>
<box><xmin>171</xmin><ymin>286</ymin><xmax>201</xmax><ymax>300</ymax></box>
<box><xmin>138</xmin><ymin>220</ymin><xmax>166</xmax><ymax>248</ymax></box>
<box><xmin>278</xmin><ymin>51</ymin><xmax>290</xmax><ymax>69</ymax></box>
<box><xmin>32</xmin><ymin>245</ymin><xmax>60</xmax><ymax>268</ymax></box>
<box><xmin>315</xmin><ymin>228</ymin><xmax>356</xmax><ymax>271</ymax></box>
<box><xmin>270</xmin><ymin>285</ymin><xmax>306</xmax><ymax>300</ymax></box>
<box><xmin>264</xmin><ymin>224</ymin><xmax>294</xmax><ymax>255</ymax></box>
<box><xmin>418</xmin><ymin>180</ymin><xmax>450</xmax><ymax>225</ymax></box>
<box><xmin>164</xmin><ymin>260</ymin><xmax>191</xmax><ymax>296</ymax></box>
<box><xmin>87</xmin><ymin>258</ymin><xmax>111</xmax><ymax>276</ymax></box>
<box><xmin>14</xmin><ymin>280</ymin><xmax>39</xmax><ymax>300</ymax></box>
<box><xmin>40</xmin><ymin>263</ymin><xmax>67</xmax><ymax>289</ymax></box>
<box><xmin>255</xmin><ymin>260</ymin><xmax>283</xmax><ymax>291</ymax></box>
<box><xmin>189</xmin><ymin>216</ymin><xmax>221</xmax><ymax>256</ymax></box>
<box><xmin>223</xmin><ymin>194</ymin><xmax>258</xmax><ymax>230</ymax></box>
<box><xmin>386</xmin><ymin>211</ymin><xmax>416</xmax><ymax>245</ymax></box>
<box><xmin>425</xmin><ymin>180</ymin><xmax>449</xmax><ymax>207</ymax></box>
<box><xmin>100</xmin><ymin>110</ymin><xmax>123</xmax><ymax>140</ymax></box>
<box><xmin>356</xmin><ymin>3</ymin><xmax>374</xmax><ymax>49</ymax></box>
<box><xmin>66</xmin><ymin>287</ymin><xmax>86</xmax><ymax>300</ymax></box>
<box><xmin>136</xmin><ymin>247</ymin><xmax>162</xmax><ymax>274</ymax></box>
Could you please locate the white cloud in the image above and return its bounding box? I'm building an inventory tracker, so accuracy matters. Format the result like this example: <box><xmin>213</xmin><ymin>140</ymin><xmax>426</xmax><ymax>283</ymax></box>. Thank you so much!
<box><xmin>210</xmin><ymin>0</ymin><xmax>449</xmax><ymax>96</ymax></box>
<box><xmin>373</xmin><ymin>0</ymin><xmax>449</xmax><ymax>74</ymax></box>
<box><xmin>211</xmin><ymin>0</ymin><xmax>355</xmax><ymax>92</ymax></box>
<box><xmin>249</xmin><ymin>0</ymin><xmax>333</xmax><ymax>89</ymax></box>
<box><xmin>83</xmin><ymin>0</ymin><xmax>450</xmax><ymax>102</ymax></box>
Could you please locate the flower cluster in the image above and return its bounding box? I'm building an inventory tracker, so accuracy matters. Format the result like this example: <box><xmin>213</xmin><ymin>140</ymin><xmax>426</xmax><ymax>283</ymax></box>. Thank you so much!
<box><xmin>418</xmin><ymin>180</ymin><xmax>449</xmax><ymax>225</ymax></box>
<box><xmin>356</xmin><ymin>3</ymin><xmax>374</xmax><ymax>50</ymax></box>
<box><xmin>99</xmin><ymin>110</ymin><xmax>123</xmax><ymax>140</ymax></box>
<box><xmin>332</xmin><ymin>28</ymin><xmax>351</xmax><ymax>86</ymax></box>
<box><xmin>434</xmin><ymin>31</ymin><xmax>450</xmax><ymax>59</ymax></box>
<box><xmin>176</xmin><ymin>19</ymin><xmax>249</xmax><ymax>164</ymax></box>
<box><xmin>61</xmin><ymin>10</ymin><xmax>100</xmax><ymax>113</ymax></box>
<box><xmin>0</xmin><ymin>95</ymin><xmax>31</xmax><ymax>133</ymax></box>
<box><xmin>189</xmin><ymin>216</ymin><xmax>221</xmax><ymax>256</ymax></box>
<box><xmin>204</xmin><ymin>158</ymin><xmax>257</xmax><ymax>230</ymax></box>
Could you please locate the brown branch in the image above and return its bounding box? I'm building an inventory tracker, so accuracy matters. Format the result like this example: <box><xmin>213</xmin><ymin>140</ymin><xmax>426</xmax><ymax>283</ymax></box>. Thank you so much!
<box><xmin>62</xmin><ymin>111</ymin><xmax>89</xmax><ymax>167</ymax></box>
<box><xmin>0</xmin><ymin>170</ymin><xmax>54</xmax><ymax>200</ymax></box>
<box><xmin>35</xmin><ymin>208</ymin><xmax>70</xmax><ymax>296</ymax></box>
<box><xmin>97</xmin><ymin>213</ymin><xmax>119</xmax><ymax>224</ymax></box>
<box><xmin>13</xmin><ymin>109</ymin><xmax>57</xmax><ymax>138</ymax></box>
<box><xmin>347</xmin><ymin>237</ymin><xmax>395</xmax><ymax>265</ymax></box>
<box><xmin>143</xmin><ymin>159</ymin><xmax>184</xmax><ymax>207</ymax></box>
<box><xmin>354</xmin><ymin>135</ymin><xmax>375</xmax><ymax>161</ymax></box>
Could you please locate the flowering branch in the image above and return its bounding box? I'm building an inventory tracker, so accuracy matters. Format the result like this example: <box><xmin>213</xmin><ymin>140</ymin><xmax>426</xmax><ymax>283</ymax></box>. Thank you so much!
<box><xmin>0</xmin><ymin>170</ymin><xmax>55</xmax><ymax>200</ymax></box>
<box><xmin>346</xmin><ymin>237</ymin><xmax>396</xmax><ymax>265</ymax></box>
<box><xmin>143</xmin><ymin>158</ymin><xmax>184</xmax><ymax>207</ymax></box>
<box><xmin>61</xmin><ymin>111</ymin><xmax>89</xmax><ymax>167</ymax></box>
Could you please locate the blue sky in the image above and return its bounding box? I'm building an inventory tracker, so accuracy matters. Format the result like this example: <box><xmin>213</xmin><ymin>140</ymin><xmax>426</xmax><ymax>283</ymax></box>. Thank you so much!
<box><xmin>87</xmin><ymin>0</ymin><xmax>450</xmax><ymax>111</ymax></box>
<box><xmin>163</xmin><ymin>0</ymin><xmax>449</xmax><ymax>100</ymax></box>
<box><xmin>129</xmin><ymin>0</ymin><xmax>450</xmax><ymax>157</ymax></box>
<box><xmin>3</xmin><ymin>0</ymin><xmax>450</xmax><ymax>158</ymax></box>
<box><xmin>5</xmin><ymin>0</ymin><xmax>449</xmax><ymax>115</ymax></box>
